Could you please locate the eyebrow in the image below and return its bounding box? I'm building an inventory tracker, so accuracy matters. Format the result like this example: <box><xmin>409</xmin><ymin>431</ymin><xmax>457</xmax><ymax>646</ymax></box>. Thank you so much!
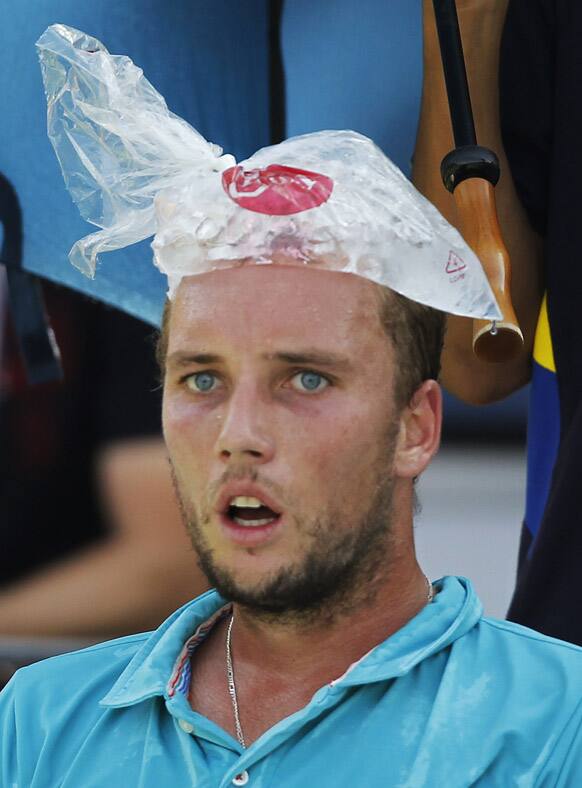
<box><xmin>166</xmin><ymin>349</ymin><xmax>353</xmax><ymax>371</ymax></box>
<box><xmin>166</xmin><ymin>352</ymin><xmax>222</xmax><ymax>367</ymax></box>
<box><xmin>267</xmin><ymin>351</ymin><xmax>353</xmax><ymax>370</ymax></box>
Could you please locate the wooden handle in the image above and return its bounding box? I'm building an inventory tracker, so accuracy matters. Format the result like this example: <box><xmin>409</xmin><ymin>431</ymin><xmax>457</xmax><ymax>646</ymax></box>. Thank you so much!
<box><xmin>453</xmin><ymin>177</ymin><xmax>524</xmax><ymax>362</ymax></box>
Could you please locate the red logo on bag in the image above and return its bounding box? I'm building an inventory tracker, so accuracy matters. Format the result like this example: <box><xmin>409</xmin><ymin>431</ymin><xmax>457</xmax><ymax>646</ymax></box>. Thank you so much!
<box><xmin>222</xmin><ymin>164</ymin><xmax>333</xmax><ymax>215</ymax></box>
<box><xmin>445</xmin><ymin>251</ymin><xmax>467</xmax><ymax>275</ymax></box>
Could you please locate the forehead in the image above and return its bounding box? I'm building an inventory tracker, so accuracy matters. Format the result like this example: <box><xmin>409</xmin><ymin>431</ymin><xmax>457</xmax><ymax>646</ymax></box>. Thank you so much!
<box><xmin>167</xmin><ymin>266</ymin><xmax>390</xmax><ymax>359</ymax></box>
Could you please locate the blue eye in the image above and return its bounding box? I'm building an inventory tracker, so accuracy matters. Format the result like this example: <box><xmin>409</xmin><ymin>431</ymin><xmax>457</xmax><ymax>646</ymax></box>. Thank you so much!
<box><xmin>292</xmin><ymin>371</ymin><xmax>328</xmax><ymax>393</ymax></box>
<box><xmin>187</xmin><ymin>372</ymin><xmax>218</xmax><ymax>392</ymax></box>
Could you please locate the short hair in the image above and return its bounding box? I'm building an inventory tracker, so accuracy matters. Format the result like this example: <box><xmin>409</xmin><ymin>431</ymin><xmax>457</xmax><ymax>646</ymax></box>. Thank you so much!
<box><xmin>376</xmin><ymin>288</ymin><xmax>445</xmax><ymax>407</ymax></box>
<box><xmin>156</xmin><ymin>300</ymin><xmax>171</xmax><ymax>375</ymax></box>
<box><xmin>156</xmin><ymin>284</ymin><xmax>445</xmax><ymax>407</ymax></box>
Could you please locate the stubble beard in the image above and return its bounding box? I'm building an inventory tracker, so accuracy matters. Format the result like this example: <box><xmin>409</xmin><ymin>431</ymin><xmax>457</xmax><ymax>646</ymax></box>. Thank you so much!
<box><xmin>170</xmin><ymin>430</ymin><xmax>398</xmax><ymax>626</ymax></box>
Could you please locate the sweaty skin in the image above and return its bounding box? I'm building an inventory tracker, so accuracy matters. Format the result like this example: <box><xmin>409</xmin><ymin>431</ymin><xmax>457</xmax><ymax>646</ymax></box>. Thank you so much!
<box><xmin>162</xmin><ymin>264</ymin><xmax>441</xmax><ymax>743</ymax></box>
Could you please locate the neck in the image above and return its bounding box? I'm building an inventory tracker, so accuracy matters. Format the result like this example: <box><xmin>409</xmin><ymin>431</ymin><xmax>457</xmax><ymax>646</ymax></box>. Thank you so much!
<box><xmin>188</xmin><ymin>497</ymin><xmax>433</xmax><ymax>747</ymax></box>
<box><xmin>230</xmin><ymin>551</ymin><xmax>430</xmax><ymax>686</ymax></box>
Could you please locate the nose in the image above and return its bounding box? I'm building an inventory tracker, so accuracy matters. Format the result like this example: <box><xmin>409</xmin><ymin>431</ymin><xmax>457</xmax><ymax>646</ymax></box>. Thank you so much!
<box><xmin>215</xmin><ymin>380</ymin><xmax>275</xmax><ymax>465</ymax></box>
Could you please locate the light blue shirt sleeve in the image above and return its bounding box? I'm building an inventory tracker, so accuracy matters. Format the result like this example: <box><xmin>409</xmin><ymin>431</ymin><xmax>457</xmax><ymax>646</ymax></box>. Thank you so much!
<box><xmin>1</xmin><ymin>674</ymin><xmax>20</xmax><ymax>786</ymax></box>
<box><xmin>542</xmin><ymin>698</ymin><xmax>582</xmax><ymax>787</ymax></box>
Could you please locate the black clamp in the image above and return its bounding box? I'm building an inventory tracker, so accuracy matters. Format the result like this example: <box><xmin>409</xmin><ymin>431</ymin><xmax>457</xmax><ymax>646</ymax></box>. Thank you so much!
<box><xmin>440</xmin><ymin>145</ymin><xmax>500</xmax><ymax>194</ymax></box>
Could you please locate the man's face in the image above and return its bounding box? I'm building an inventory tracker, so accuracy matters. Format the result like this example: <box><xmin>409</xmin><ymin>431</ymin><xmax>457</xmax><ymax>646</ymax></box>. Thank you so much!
<box><xmin>163</xmin><ymin>265</ymin><xmax>406</xmax><ymax>618</ymax></box>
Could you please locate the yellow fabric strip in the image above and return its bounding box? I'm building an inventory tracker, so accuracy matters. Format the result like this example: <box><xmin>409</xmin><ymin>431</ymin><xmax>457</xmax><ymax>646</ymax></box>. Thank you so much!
<box><xmin>533</xmin><ymin>293</ymin><xmax>556</xmax><ymax>373</ymax></box>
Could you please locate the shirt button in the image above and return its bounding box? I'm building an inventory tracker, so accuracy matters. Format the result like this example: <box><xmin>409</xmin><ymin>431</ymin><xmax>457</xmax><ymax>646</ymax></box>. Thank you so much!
<box><xmin>178</xmin><ymin>719</ymin><xmax>194</xmax><ymax>734</ymax></box>
<box><xmin>232</xmin><ymin>771</ymin><xmax>249</xmax><ymax>786</ymax></box>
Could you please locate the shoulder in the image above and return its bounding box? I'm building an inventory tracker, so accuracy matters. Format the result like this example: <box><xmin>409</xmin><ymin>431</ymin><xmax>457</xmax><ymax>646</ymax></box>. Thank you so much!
<box><xmin>0</xmin><ymin>632</ymin><xmax>152</xmax><ymax>785</ymax></box>
<box><xmin>446</xmin><ymin>611</ymin><xmax>582</xmax><ymax>728</ymax></box>
<box><xmin>1</xmin><ymin>631</ymin><xmax>150</xmax><ymax>722</ymax></box>
<box><xmin>479</xmin><ymin>614</ymin><xmax>582</xmax><ymax>658</ymax></box>
<box><xmin>17</xmin><ymin>629</ymin><xmax>149</xmax><ymax>677</ymax></box>
<box><xmin>470</xmin><ymin>615</ymin><xmax>582</xmax><ymax>682</ymax></box>
<box><xmin>469</xmin><ymin>617</ymin><xmax>582</xmax><ymax>739</ymax></box>
<box><xmin>3</xmin><ymin>631</ymin><xmax>151</xmax><ymax>693</ymax></box>
<box><xmin>437</xmin><ymin>614</ymin><xmax>582</xmax><ymax>782</ymax></box>
<box><xmin>0</xmin><ymin>590</ymin><xmax>223</xmax><ymax>726</ymax></box>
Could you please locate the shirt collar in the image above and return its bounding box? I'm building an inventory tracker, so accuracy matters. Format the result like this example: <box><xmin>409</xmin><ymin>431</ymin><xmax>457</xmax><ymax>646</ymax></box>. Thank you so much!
<box><xmin>100</xmin><ymin>576</ymin><xmax>482</xmax><ymax>708</ymax></box>
<box><xmin>100</xmin><ymin>589</ymin><xmax>227</xmax><ymax>708</ymax></box>
<box><xmin>329</xmin><ymin>575</ymin><xmax>482</xmax><ymax>687</ymax></box>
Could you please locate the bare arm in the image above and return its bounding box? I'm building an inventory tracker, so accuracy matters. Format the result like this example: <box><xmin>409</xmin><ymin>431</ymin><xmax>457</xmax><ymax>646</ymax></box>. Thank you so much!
<box><xmin>413</xmin><ymin>0</ymin><xmax>544</xmax><ymax>404</ymax></box>
<box><xmin>0</xmin><ymin>438</ymin><xmax>207</xmax><ymax>638</ymax></box>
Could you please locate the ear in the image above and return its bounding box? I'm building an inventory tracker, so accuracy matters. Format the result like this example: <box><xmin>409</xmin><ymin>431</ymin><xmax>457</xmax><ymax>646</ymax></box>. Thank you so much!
<box><xmin>393</xmin><ymin>380</ymin><xmax>442</xmax><ymax>479</ymax></box>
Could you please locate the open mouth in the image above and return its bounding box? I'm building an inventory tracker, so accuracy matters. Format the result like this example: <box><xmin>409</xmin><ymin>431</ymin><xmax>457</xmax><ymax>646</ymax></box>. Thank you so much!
<box><xmin>225</xmin><ymin>496</ymin><xmax>281</xmax><ymax>528</ymax></box>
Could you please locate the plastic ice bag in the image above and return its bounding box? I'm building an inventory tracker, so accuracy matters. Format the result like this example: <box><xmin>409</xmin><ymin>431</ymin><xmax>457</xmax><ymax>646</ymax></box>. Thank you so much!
<box><xmin>37</xmin><ymin>24</ymin><xmax>501</xmax><ymax>320</ymax></box>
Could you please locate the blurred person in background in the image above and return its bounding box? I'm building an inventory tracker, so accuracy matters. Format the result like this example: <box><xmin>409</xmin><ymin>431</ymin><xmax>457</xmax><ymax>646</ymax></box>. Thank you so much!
<box><xmin>0</xmin><ymin>279</ymin><xmax>204</xmax><ymax>640</ymax></box>
<box><xmin>414</xmin><ymin>0</ymin><xmax>582</xmax><ymax>645</ymax></box>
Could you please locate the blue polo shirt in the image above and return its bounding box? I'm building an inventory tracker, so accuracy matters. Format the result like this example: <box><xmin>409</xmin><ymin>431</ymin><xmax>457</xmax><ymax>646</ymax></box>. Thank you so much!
<box><xmin>2</xmin><ymin>576</ymin><xmax>582</xmax><ymax>787</ymax></box>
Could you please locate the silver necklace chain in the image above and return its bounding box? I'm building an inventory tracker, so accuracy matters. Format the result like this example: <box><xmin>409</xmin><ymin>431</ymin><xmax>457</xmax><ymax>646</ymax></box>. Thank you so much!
<box><xmin>225</xmin><ymin>576</ymin><xmax>434</xmax><ymax>749</ymax></box>
<box><xmin>426</xmin><ymin>574</ymin><xmax>435</xmax><ymax>603</ymax></box>
<box><xmin>226</xmin><ymin>613</ymin><xmax>246</xmax><ymax>748</ymax></box>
